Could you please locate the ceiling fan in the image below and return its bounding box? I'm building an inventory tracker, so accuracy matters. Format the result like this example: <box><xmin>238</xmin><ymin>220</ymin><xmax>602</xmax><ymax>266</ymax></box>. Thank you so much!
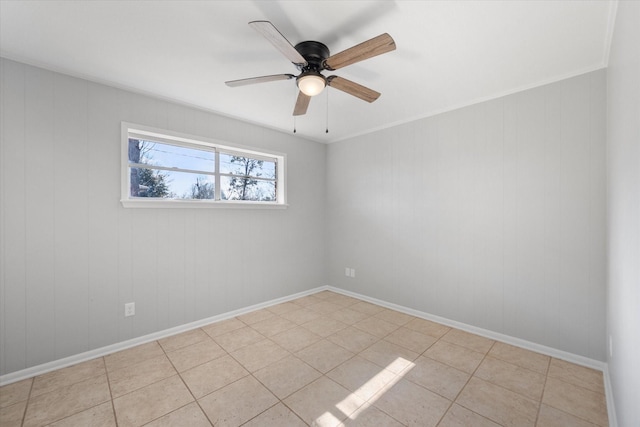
<box><xmin>225</xmin><ymin>21</ymin><xmax>396</xmax><ymax>116</ymax></box>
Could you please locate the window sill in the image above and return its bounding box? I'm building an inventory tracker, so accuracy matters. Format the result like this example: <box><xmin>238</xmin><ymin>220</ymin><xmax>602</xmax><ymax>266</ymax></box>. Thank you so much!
<box><xmin>121</xmin><ymin>199</ymin><xmax>288</xmax><ymax>209</ymax></box>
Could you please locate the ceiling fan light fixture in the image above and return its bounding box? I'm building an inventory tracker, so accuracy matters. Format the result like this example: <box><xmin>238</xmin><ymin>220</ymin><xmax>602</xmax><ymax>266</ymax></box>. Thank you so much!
<box><xmin>297</xmin><ymin>72</ymin><xmax>326</xmax><ymax>97</ymax></box>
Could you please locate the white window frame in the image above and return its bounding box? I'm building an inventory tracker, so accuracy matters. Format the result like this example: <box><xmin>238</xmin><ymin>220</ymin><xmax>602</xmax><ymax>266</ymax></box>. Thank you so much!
<box><xmin>121</xmin><ymin>122</ymin><xmax>287</xmax><ymax>208</ymax></box>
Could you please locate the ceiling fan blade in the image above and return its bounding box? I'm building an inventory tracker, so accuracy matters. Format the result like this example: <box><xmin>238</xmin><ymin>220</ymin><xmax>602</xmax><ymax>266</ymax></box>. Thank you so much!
<box><xmin>225</xmin><ymin>74</ymin><xmax>295</xmax><ymax>87</ymax></box>
<box><xmin>323</xmin><ymin>33</ymin><xmax>396</xmax><ymax>71</ymax></box>
<box><xmin>293</xmin><ymin>91</ymin><xmax>311</xmax><ymax>116</ymax></box>
<box><xmin>327</xmin><ymin>76</ymin><xmax>380</xmax><ymax>103</ymax></box>
<box><xmin>249</xmin><ymin>21</ymin><xmax>308</xmax><ymax>66</ymax></box>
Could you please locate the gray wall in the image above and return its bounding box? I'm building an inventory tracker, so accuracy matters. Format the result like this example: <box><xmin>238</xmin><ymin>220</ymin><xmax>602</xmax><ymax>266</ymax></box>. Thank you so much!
<box><xmin>606</xmin><ymin>1</ymin><xmax>640</xmax><ymax>426</ymax></box>
<box><xmin>0</xmin><ymin>56</ymin><xmax>612</xmax><ymax>377</ymax></box>
<box><xmin>0</xmin><ymin>58</ymin><xmax>327</xmax><ymax>376</ymax></box>
<box><xmin>327</xmin><ymin>69</ymin><xmax>607</xmax><ymax>361</ymax></box>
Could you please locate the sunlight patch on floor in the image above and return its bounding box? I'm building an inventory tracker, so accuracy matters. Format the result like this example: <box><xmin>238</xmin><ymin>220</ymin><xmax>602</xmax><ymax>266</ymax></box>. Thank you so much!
<box><xmin>314</xmin><ymin>357</ymin><xmax>415</xmax><ymax>426</ymax></box>
<box><xmin>312</xmin><ymin>411</ymin><xmax>342</xmax><ymax>426</ymax></box>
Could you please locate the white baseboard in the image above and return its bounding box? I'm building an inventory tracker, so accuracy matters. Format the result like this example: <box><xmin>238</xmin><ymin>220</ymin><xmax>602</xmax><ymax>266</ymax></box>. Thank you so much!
<box><xmin>0</xmin><ymin>283</ymin><xmax>618</xmax><ymax>427</ymax></box>
<box><xmin>0</xmin><ymin>286</ymin><xmax>328</xmax><ymax>386</ymax></box>
<box><xmin>327</xmin><ymin>286</ymin><xmax>617</xmax><ymax>426</ymax></box>
<box><xmin>327</xmin><ymin>286</ymin><xmax>606</xmax><ymax>370</ymax></box>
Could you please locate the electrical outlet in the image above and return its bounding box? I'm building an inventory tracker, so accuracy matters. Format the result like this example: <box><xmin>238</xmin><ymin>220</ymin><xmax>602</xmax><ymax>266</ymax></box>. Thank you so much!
<box><xmin>125</xmin><ymin>302</ymin><xmax>135</xmax><ymax>317</ymax></box>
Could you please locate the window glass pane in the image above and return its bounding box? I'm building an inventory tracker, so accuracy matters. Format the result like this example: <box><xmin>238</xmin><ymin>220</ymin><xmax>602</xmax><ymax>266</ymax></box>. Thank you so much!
<box><xmin>128</xmin><ymin>139</ymin><xmax>214</xmax><ymax>172</ymax></box>
<box><xmin>219</xmin><ymin>153</ymin><xmax>275</xmax><ymax>179</ymax></box>
<box><xmin>129</xmin><ymin>167</ymin><xmax>215</xmax><ymax>200</ymax></box>
<box><xmin>220</xmin><ymin>176</ymin><xmax>276</xmax><ymax>201</ymax></box>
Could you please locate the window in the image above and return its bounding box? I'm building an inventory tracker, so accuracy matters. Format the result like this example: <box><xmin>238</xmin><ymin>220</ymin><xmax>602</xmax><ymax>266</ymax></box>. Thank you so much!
<box><xmin>121</xmin><ymin>123</ymin><xmax>286</xmax><ymax>208</ymax></box>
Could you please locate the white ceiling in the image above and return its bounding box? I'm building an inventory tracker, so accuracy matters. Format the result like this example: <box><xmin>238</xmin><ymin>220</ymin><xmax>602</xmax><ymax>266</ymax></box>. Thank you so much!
<box><xmin>0</xmin><ymin>1</ymin><xmax>616</xmax><ymax>143</ymax></box>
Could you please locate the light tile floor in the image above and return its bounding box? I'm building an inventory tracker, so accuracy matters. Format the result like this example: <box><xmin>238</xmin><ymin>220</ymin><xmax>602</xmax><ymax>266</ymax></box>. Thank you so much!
<box><xmin>0</xmin><ymin>290</ymin><xmax>609</xmax><ymax>427</ymax></box>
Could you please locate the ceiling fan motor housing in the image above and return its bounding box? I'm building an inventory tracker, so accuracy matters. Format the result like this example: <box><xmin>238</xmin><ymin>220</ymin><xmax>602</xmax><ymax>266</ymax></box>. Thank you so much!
<box><xmin>294</xmin><ymin>41</ymin><xmax>330</xmax><ymax>72</ymax></box>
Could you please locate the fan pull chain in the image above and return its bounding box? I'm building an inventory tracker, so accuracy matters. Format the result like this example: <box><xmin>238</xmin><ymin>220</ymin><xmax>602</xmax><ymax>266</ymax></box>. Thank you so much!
<box><xmin>293</xmin><ymin>85</ymin><xmax>298</xmax><ymax>133</ymax></box>
<box><xmin>325</xmin><ymin>88</ymin><xmax>329</xmax><ymax>133</ymax></box>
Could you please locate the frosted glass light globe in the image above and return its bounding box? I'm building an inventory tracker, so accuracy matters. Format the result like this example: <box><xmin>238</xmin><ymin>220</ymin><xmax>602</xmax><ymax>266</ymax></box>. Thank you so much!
<box><xmin>297</xmin><ymin>73</ymin><xmax>326</xmax><ymax>96</ymax></box>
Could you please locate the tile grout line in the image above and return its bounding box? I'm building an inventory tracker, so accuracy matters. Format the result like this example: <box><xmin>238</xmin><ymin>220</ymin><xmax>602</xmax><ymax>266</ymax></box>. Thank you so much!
<box><xmin>246</xmin><ymin>305</ymin><xmax>347</xmax><ymax>425</ymax></box>
<box><xmin>22</xmin><ymin>360</ymin><xmax>111</xmax><ymax>426</ymax></box>
<box><xmin>464</xmin><ymin>341</ymin><xmax>542</xmax><ymax>425</ymax></box>
<box><xmin>541</xmin><ymin>366</ymin><xmax>609</xmax><ymax>427</ymax></box>
<box><xmin>336</xmin><ymin>312</ymin><xmax>439</xmax><ymax>425</ymax></box>
<box><xmin>107</xmin><ymin>339</ymin><xmax>196</xmax><ymax>426</ymax></box>
<box><xmin>434</xmin><ymin>336</ymin><xmax>497</xmax><ymax>426</ymax></box>
<box><xmin>252</xmin><ymin>349</ymin><xmax>315</xmax><ymax>419</ymax></box>
<box><xmin>243</xmin><ymin>364</ymin><xmax>309</xmax><ymax>427</ymax></box>
<box><xmin>215</xmin><ymin>331</ymin><xmax>290</xmax><ymax>425</ymax></box>
<box><xmin>243</xmin><ymin>299</ymin><xmax>378</xmax><ymax>426</ymax></box>
<box><xmin>535</xmin><ymin>355</ymin><xmax>552</xmax><ymax>427</ymax></box>
<box><xmin>158</xmin><ymin>329</ymin><xmax>292</xmax><ymax>426</ymax></box>
<box><xmin>19</xmin><ymin>376</ymin><xmax>35</xmax><ymax>427</ymax></box>
<box><xmin>156</xmin><ymin>337</ymin><xmax>194</xmax><ymax>424</ymax></box>
<box><xmin>103</xmin><ymin>356</ymin><xmax>120</xmax><ymax>427</ymax></box>
<box><xmin>178</xmin><ymin>335</ymin><xmax>217</xmax><ymax>426</ymax></box>
<box><xmin>547</xmin><ymin>368</ymin><xmax>608</xmax><ymax>396</ymax></box>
